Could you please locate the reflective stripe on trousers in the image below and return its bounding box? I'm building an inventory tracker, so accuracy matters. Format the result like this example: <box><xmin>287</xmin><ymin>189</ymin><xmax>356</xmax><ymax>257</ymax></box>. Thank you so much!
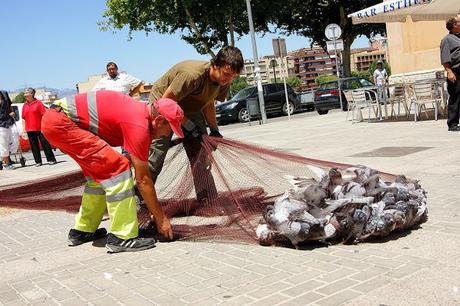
<box><xmin>74</xmin><ymin>170</ymin><xmax>138</xmax><ymax>240</ymax></box>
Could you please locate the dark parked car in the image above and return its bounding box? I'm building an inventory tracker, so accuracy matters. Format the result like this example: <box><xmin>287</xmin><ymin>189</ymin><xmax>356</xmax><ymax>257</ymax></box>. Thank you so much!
<box><xmin>216</xmin><ymin>83</ymin><xmax>300</xmax><ymax>123</ymax></box>
<box><xmin>313</xmin><ymin>77</ymin><xmax>374</xmax><ymax>115</ymax></box>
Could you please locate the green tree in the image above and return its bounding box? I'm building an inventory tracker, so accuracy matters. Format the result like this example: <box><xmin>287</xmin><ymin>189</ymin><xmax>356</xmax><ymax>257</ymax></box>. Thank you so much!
<box><xmin>13</xmin><ymin>92</ymin><xmax>25</xmax><ymax>104</ymax></box>
<box><xmin>315</xmin><ymin>74</ymin><xmax>337</xmax><ymax>85</ymax></box>
<box><xmin>351</xmin><ymin>70</ymin><xmax>371</xmax><ymax>81</ymax></box>
<box><xmin>228</xmin><ymin>76</ymin><xmax>249</xmax><ymax>99</ymax></box>
<box><xmin>270</xmin><ymin>0</ymin><xmax>385</xmax><ymax>77</ymax></box>
<box><xmin>286</xmin><ymin>76</ymin><xmax>301</xmax><ymax>89</ymax></box>
<box><xmin>100</xmin><ymin>0</ymin><xmax>272</xmax><ymax>57</ymax></box>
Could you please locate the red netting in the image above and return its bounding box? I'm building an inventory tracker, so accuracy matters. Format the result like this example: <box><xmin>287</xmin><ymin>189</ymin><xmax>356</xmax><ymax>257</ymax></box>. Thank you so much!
<box><xmin>0</xmin><ymin>136</ymin><xmax>426</xmax><ymax>248</ymax></box>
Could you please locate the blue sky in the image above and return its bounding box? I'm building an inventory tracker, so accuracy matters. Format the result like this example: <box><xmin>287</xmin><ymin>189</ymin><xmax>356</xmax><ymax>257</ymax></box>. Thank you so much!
<box><xmin>0</xmin><ymin>1</ymin><xmax>370</xmax><ymax>91</ymax></box>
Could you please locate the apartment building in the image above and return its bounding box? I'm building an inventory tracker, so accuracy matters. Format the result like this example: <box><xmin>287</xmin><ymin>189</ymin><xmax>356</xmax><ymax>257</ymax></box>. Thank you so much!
<box><xmin>350</xmin><ymin>47</ymin><xmax>386</xmax><ymax>72</ymax></box>
<box><xmin>288</xmin><ymin>47</ymin><xmax>338</xmax><ymax>91</ymax></box>
<box><xmin>241</xmin><ymin>55</ymin><xmax>294</xmax><ymax>85</ymax></box>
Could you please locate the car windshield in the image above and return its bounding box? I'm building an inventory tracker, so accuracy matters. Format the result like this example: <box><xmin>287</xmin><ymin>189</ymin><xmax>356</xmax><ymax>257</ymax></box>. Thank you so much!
<box><xmin>231</xmin><ymin>87</ymin><xmax>256</xmax><ymax>100</ymax></box>
<box><xmin>360</xmin><ymin>79</ymin><xmax>374</xmax><ymax>87</ymax></box>
<box><xmin>319</xmin><ymin>82</ymin><xmax>338</xmax><ymax>90</ymax></box>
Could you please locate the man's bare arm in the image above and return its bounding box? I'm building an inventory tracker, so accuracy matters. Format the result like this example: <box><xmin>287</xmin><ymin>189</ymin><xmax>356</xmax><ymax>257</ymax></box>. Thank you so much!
<box><xmin>202</xmin><ymin>102</ymin><xmax>218</xmax><ymax>130</ymax></box>
<box><xmin>443</xmin><ymin>63</ymin><xmax>457</xmax><ymax>82</ymax></box>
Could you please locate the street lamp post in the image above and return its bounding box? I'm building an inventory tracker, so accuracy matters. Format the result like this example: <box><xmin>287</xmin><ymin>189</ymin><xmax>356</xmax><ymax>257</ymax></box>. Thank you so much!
<box><xmin>245</xmin><ymin>0</ymin><xmax>267</xmax><ymax>124</ymax></box>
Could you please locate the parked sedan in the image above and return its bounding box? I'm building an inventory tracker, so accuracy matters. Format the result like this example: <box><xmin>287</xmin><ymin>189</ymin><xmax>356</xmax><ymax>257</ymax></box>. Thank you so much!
<box><xmin>216</xmin><ymin>83</ymin><xmax>300</xmax><ymax>123</ymax></box>
<box><xmin>314</xmin><ymin>77</ymin><xmax>374</xmax><ymax>115</ymax></box>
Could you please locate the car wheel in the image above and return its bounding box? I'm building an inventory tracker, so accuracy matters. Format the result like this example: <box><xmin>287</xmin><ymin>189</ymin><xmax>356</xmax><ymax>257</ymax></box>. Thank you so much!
<box><xmin>282</xmin><ymin>102</ymin><xmax>295</xmax><ymax>116</ymax></box>
<box><xmin>238</xmin><ymin>108</ymin><xmax>250</xmax><ymax>122</ymax></box>
<box><xmin>317</xmin><ymin>109</ymin><xmax>329</xmax><ymax>115</ymax></box>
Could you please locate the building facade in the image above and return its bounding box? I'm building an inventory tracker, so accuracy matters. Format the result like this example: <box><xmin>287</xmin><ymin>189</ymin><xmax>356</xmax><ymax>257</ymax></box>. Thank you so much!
<box><xmin>288</xmin><ymin>47</ymin><xmax>338</xmax><ymax>91</ymax></box>
<box><xmin>241</xmin><ymin>56</ymin><xmax>294</xmax><ymax>85</ymax></box>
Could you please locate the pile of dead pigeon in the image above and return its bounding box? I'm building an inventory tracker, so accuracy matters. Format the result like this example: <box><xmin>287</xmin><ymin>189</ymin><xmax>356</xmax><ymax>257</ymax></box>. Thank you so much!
<box><xmin>256</xmin><ymin>165</ymin><xmax>427</xmax><ymax>248</ymax></box>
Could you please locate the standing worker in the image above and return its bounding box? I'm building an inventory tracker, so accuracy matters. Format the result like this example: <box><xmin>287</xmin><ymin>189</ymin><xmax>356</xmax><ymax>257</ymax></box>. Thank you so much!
<box><xmin>441</xmin><ymin>15</ymin><xmax>460</xmax><ymax>132</ymax></box>
<box><xmin>148</xmin><ymin>46</ymin><xmax>244</xmax><ymax>202</ymax></box>
<box><xmin>93</xmin><ymin>62</ymin><xmax>143</xmax><ymax>97</ymax></box>
<box><xmin>41</xmin><ymin>91</ymin><xmax>184</xmax><ymax>253</ymax></box>
<box><xmin>22</xmin><ymin>88</ymin><xmax>57</xmax><ymax>166</ymax></box>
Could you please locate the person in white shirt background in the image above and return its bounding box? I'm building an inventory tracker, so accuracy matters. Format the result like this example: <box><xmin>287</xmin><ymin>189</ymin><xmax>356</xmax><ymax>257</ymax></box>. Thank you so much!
<box><xmin>93</xmin><ymin>62</ymin><xmax>143</xmax><ymax>97</ymax></box>
<box><xmin>373</xmin><ymin>61</ymin><xmax>388</xmax><ymax>101</ymax></box>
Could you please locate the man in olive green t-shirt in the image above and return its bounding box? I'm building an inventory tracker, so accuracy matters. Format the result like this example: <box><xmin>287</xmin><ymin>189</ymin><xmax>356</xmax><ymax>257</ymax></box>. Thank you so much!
<box><xmin>148</xmin><ymin>46</ymin><xmax>244</xmax><ymax>202</ymax></box>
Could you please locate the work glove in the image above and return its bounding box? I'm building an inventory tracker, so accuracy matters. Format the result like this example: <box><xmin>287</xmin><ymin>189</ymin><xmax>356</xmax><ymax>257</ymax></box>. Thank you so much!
<box><xmin>209</xmin><ymin>128</ymin><xmax>223</xmax><ymax>138</ymax></box>
<box><xmin>182</xmin><ymin>119</ymin><xmax>202</xmax><ymax>139</ymax></box>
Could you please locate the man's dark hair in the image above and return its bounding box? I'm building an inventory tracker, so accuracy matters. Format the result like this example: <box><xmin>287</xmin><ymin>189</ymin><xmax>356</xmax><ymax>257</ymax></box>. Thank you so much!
<box><xmin>106</xmin><ymin>62</ymin><xmax>118</xmax><ymax>69</ymax></box>
<box><xmin>211</xmin><ymin>46</ymin><xmax>244</xmax><ymax>73</ymax></box>
<box><xmin>446</xmin><ymin>17</ymin><xmax>457</xmax><ymax>31</ymax></box>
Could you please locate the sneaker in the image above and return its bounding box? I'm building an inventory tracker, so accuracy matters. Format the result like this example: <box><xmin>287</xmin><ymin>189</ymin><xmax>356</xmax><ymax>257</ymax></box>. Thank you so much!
<box><xmin>35</xmin><ymin>163</ymin><xmax>42</xmax><ymax>167</ymax></box>
<box><xmin>49</xmin><ymin>161</ymin><xmax>57</xmax><ymax>165</ymax></box>
<box><xmin>106</xmin><ymin>233</ymin><xmax>156</xmax><ymax>253</ymax></box>
<box><xmin>68</xmin><ymin>228</ymin><xmax>107</xmax><ymax>246</ymax></box>
<box><xmin>448</xmin><ymin>125</ymin><xmax>460</xmax><ymax>131</ymax></box>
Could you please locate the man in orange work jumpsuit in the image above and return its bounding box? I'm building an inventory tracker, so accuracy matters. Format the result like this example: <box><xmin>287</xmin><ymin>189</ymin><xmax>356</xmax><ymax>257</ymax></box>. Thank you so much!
<box><xmin>42</xmin><ymin>90</ymin><xmax>184</xmax><ymax>253</ymax></box>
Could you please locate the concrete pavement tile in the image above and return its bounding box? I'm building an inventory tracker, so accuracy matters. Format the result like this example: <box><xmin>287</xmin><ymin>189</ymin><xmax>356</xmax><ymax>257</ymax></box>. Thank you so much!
<box><xmin>223</xmin><ymin>282</ymin><xmax>261</xmax><ymax>297</ymax></box>
<box><xmin>316</xmin><ymin>278</ymin><xmax>360</xmax><ymax>296</ymax></box>
<box><xmin>47</xmin><ymin>287</ymin><xmax>78</xmax><ymax>302</ymax></box>
<box><xmin>315</xmin><ymin>289</ymin><xmax>362</xmax><ymax>306</ymax></box>
<box><xmin>117</xmin><ymin>293</ymin><xmax>151</xmax><ymax>306</ymax></box>
<box><xmin>330</xmin><ymin>258</ymin><xmax>371</xmax><ymax>271</ymax></box>
<box><xmin>181</xmin><ymin>284</ymin><xmax>226</xmax><ymax>303</ymax></box>
<box><xmin>220</xmin><ymin>295</ymin><xmax>255</xmax><ymax>305</ymax></box>
<box><xmin>86</xmin><ymin>295</ymin><xmax>120</xmax><ymax>306</ymax></box>
<box><xmin>281</xmin><ymin>280</ymin><xmax>327</xmax><ymax>298</ymax></box>
<box><xmin>101</xmin><ymin>286</ymin><xmax>132</xmax><ymax>300</ymax></box>
<box><xmin>384</xmin><ymin>263</ymin><xmax>425</xmax><ymax>279</ymax></box>
<box><xmin>302</xmin><ymin>260</ymin><xmax>341</xmax><ymax>273</ymax></box>
<box><xmin>73</xmin><ymin>285</ymin><xmax>107</xmax><ymax>301</ymax></box>
<box><xmin>19</xmin><ymin>287</ymin><xmax>49</xmax><ymax>303</ymax></box>
<box><xmin>316</xmin><ymin>268</ymin><xmax>359</xmax><ymax>283</ymax></box>
<box><xmin>0</xmin><ymin>289</ymin><xmax>23</xmax><ymax>304</ymax></box>
<box><xmin>57</xmin><ymin>277</ymin><xmax>89</xmax><ymax>290</ymax></box>
<box><xmin>186</xmin><ymin>267</ymin><xmax>222</xmax><ymax>281</ymax></box>
<box><xmin>247</xmin><ymin>282</ymin><xmax>291</xmax><ymax>299</ymax></box>
<box><xmin>244</xmin><ymin>263</ymin><xmax>280</xmax><ymax>275</ymax></box>
<box><xmin>250</xmin><ymin>271</ymin><xmax>295</xmax><ymax>287</ymax></box>
<box><xmin>9</xmin><ymin>280</ymin><xmax>35</xmax><ymax>292</ymax></box>
<box><xmin>249</xmin><ymin>293</ymin><xmax>291</xmax><ymax>306</ymax></box>
<box><xmin>351</xmin><ymin>276</ymin><xmax>393</xmax><ymax>294</ymax></box>
<box><xmin>148</xmin><ymin>293</ymin><xmax>185</xmax><ymax>305</ymax></box>
<box><xmin>35</xmin><ymin>279</ymin><xmax>64</xmax><ymax>292</ymax></box>
<box><xmin>366</xmin><ymin>256</ymin><xmax>405</xmax><ymax>269</ymax></box>
<box><xmin>282</xmin><ymin>291</ymin><xmax>325</xmax><ymax>306</ymax></box>
<box><xmin>59</xmin><ymin>297</ymin><xmax>90</xmax><ymax>305</ymax></box>
<box><xmin>284</xmin><ymin>270</ymin><xmax>321</xmax><ymax>286</ymax></box>
<box><xmin>349</xmin><ymin>266</ymin><xmax>388</xmax><ymax>282</ymax></box>
<box><xmin>303</xmin><ymin>252</ymin><xmax>338</xmax><ymax>263</ymax></box>
<box><xmin>272</xmin><ymin>262</ymin><xmax>309</xmax><ymax>274</ymax></box>
<box><xmin>129</xmin><ymin>285</ymin><xmax>164</xmax><ymax>300</ymax></box>
<box><xmin>189</xmin><ymin>296</ymin><xmax>222</xmax><ymax>306</ymax></box>
<box><xmin>220</xmin><ymin>273</ymin><xmax>261</xmax><ymax>289</ymax></box>
<box><xmin>168</xmin><ymin>272</ymin><xmax>203</xmax><ymax>286</ymax></box>
<box><xmin>215</xmin><ymin>265</ymin><xmax>251</xmax><ymax>277</ymax></box>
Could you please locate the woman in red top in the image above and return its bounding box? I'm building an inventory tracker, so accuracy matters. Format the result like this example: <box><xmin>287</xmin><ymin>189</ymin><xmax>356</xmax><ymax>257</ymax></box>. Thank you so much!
<box><xmin>22</xmin><ymin>88</ymin><xmax>56</xmax><ymax>166</ymax></box>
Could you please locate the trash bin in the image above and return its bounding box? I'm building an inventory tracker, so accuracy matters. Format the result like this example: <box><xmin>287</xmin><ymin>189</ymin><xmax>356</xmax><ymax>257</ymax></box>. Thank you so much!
<box><xmin>246</xmin><ymin>98</ymin><xmax>260</xmax><ymax>125</ymax></box>
<box><xmin>246</xmin><ymin>98</ymin><xmax>260</xmax><ymax>116</ymax></box>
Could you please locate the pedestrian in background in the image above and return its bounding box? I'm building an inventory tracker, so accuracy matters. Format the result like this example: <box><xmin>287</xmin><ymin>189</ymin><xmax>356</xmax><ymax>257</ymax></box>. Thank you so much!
<box><xmin>22</xmin><ymin>88</ymin><xmax>57</xmax><ymax>166</ymax></box>
<box><xmin>441</xmin><ymin>15</ymin><xmax>460</xmax><ymax>132</ymax></box>
<box><xmin>0</xmin><ymin>90</ymin><xmax>16</xmax><ymax>170</ymax></box>
<box><xmin>93</xmin><ymin>62</ymin><xmax>143</xmax><ymax>97</ymax></box>
<box><xmin>373</xmin><ymin>61</ymin><xmax>388</xmax><ymax>102</ymax></box>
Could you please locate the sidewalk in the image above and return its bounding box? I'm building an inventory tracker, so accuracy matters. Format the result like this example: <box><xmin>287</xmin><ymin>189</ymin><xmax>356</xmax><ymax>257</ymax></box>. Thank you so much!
<box><xmin>0</xmin><ymin>110</ymin><xmax>459</xmax><ymax>305</ymax></box>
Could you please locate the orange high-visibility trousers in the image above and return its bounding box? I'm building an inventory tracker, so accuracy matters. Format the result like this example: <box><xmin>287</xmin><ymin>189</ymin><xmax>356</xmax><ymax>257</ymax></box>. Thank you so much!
<box><xmin>42</xmin><ymin>109</ymin><xmax>138</xmax><ymax>239</ymax></box>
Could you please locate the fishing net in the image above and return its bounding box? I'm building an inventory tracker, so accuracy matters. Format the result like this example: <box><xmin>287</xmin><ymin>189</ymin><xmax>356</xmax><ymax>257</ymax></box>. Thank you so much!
<box><xmin>0</xmin><ymin>136</ymin><xmax>426</xmax><ymax>248</ymax></box>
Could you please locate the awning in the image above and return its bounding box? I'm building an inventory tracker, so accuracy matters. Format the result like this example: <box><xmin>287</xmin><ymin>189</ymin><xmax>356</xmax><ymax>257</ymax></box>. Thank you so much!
<box><xmin>348</xmin><ymin>0</ymin><xmax>460</xmax><ymax>24</ymax></box>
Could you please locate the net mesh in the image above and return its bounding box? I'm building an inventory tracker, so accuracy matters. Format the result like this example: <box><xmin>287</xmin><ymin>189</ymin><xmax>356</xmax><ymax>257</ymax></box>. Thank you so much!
<box><xmin>1</xmin><ymin>136</ymin><xmax>425</xmax><ymax>247</ymax></box>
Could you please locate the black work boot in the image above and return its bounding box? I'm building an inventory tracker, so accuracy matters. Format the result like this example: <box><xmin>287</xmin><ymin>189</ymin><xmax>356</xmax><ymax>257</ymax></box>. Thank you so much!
<box><xmin>68</xmin><ymin>228</ymin><xmax>107</xmax><ymax>246</ymax></box>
